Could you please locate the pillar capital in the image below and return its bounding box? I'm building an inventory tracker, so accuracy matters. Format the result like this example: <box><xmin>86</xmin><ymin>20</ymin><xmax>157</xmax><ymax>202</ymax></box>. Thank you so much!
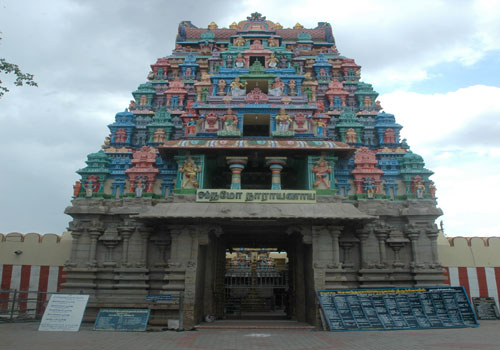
<box><xmin>265</xmin><ymin>157</ymin><xmax>287</xmax><ymax>190</ymax></box>
<box><xmin>226</xmin><ymin>156</ymin><xmax>248</xmax><ymax>189</ymax></box>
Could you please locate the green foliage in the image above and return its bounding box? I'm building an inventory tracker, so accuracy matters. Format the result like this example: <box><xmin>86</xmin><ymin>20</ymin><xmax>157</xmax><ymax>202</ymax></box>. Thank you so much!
<box><xmin>0</xmin><ymin>34</ymin><xmax>37</xmax><ymax>98</ymax></box>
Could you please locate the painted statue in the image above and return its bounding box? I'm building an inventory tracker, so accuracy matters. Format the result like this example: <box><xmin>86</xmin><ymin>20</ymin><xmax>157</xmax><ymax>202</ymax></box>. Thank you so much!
<box><xmin>85</xmin><ymin>180</ymin><xmax>94</xmax><ymax>198</ymax></box>
<box><xmin>222</xmin><ymin>109</ymin><xmax>239</xmax><ymax>132</ymax></box>
<box><xmin>234</xmin><ymin>54</ymin><xmax>245</xmax><ymax>68</ymax></box>
<box><xmin>217</xmin><ymin>79</ymin><xmax>226</xmax><ymax>95</ymax></box>
<box><xmin>268</xmin><ymin>36</ymin><xmax>279</xmax><ymax>47</ymax></box>
<box><xmin>187</xmin><ymin>119</ymin><xmax>197</xmax><ymax>135</ymax></box>
<box><xmin>345</xmin><ymin>128</ymin><xmax>357</xmax><ymax>143</ymax></box>
<box><xmin>276</xmin><ymin>108</ymin><xmax>292</xmax><ymax>132</ymax></box>
<box><xmin>179</xmin><ymin>158</ymin><xmax>200</xmax><ymax>188</ymax></box>
<box><xmin>316</xmin><ymin>120</ymin><xmax>326</xmax><ymax>136</ymax></box>
<box><xmin>269</xmin><ymin>77</ymin><xmax>285</xmax><ymax>97</ymax></box>
<box><xmin>233</xmin><ymin>36</ymin><xmax>246</xmax><ymax>46</ymax></box>
<box><xmin>73</xmin><ymin>181</ymin><xmax>82</xmax><ymax>197</ymax></box>
<box><xmin>288</xmin><ymin>80</ymin><xmax>297</xmax><ymax>96</ymax></box>
<box><xmin>230</xmin><ymin>77</ymin><xmax>246</xmax><ymax>97</ymax></box>
<box><xmin>135</xmin><ymin>179</ymin><xmax>144</xmax><ymax>198</ymax></box>
<box><xmin>268</xmin><ymin>54</ymin><xmax>279</xmax><ymax>68</ymax></box>
<box><xmin>225</xmin><ymin>55</ymin><xmax>233</xmax><ymax>68</ymax></box>
<box><xmin>415</xmin><ymin>179</ymin><xmax>425</xmax><ymax>199</ymax></box>
<box><xmin>364</xmin><ymin>177</ymin><xmax>376</xmax><ymax>199</ymax></box>
<box><xmin>312</xmin><ymin>158</ymin><xmax>332</xmax><ymax>189</ymax></box>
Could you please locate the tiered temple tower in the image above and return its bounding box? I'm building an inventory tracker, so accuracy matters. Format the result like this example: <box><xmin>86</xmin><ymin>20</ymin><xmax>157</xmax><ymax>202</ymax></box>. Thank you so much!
<box><xmin>64</xmin><ymin>13</ymin><xmax>443</xmax><ymax>328</ymax></box>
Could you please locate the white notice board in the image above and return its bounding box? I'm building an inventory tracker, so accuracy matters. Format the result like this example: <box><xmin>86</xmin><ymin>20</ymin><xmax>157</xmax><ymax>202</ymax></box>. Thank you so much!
<box><xmin>39</xmin><ymin>294</ymin><xmax>89</xmax><ymax>331</ymax></box>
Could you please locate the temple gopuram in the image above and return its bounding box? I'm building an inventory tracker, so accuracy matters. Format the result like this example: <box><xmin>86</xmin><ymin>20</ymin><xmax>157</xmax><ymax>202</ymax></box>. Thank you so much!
<box><xmin>64</xmin><ymin>13</ymin><xmax>443</xmax><ymax>328</ymax></box>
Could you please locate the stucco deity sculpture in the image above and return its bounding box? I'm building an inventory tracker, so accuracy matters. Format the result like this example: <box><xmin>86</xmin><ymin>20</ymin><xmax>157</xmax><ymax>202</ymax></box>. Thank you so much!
<box><xmin>269</xmin><ymin>77</ymin><xmax>285</xmax><ymax>96</ymax></box>
<box><xmin>179</xmin><ymin>157</ymin><xmax>200</xmax><ymax>188</ymax></box>
<box><xmin>268</xmin><ymin>54</ymin><xmax>279</xmax><ymax>68</ymax></box>
<box><xmin>234</xmin><ymin>54</ymin><xmax>245</xmax><ymax>68</ymax></box>
<box><xmin>345</xmin><ymin>128</ymin><xmax>357</xmax><ymax>143</ymax></box>
<box><xmin>187</xmin><ymin>118</ymin><xmax>197</xmax><ymax>135</ymax></box>
<box><xmin>217</xmin><ymin>79</ymin><xmax>227</xmax><ymax>95</ymax></box>
<box><xmin>222</xmin><ymin>109</ymin><xmax>239</xmax><ymax>132</ymax></box>
<box><xmin>268</xmin><ymin>36</ymin><xmax>279</xmax><ymax>47</ymax></box>
<box><xmin>230</xmin><ymin>77</ymin><xmax>246</xmax><ymax>97</ymax></box>
<box><xmin>276</xmin><ymin>108</ymin><xmax>292</xmax><ymax>132</ymax></box>
<box><xmin>288</xmin><ymin>80</ymin><xmax>297</xmax><ymax>96</ymax></box>
<box><xmin>233</xmin><ymin>36</ymin><xmax>246</xmax><ymax>47</ymax></box>
<box><xmin>312</xmin><ymin>158</ymin><xmax>332</xmax><ymax>189</ymax></box>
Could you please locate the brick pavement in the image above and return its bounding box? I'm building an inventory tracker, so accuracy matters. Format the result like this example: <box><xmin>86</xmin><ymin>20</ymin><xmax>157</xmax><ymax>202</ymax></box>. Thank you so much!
<box><xmin>1</xmin><ymin>321</ymin><xmax>500</xmax><ymax>350</ymax></box>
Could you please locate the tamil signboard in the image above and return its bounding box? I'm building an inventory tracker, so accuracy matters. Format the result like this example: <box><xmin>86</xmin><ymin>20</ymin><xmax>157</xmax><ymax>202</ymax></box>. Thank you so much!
<box><xmin>93</xmin><ymin>308</ymin><xmax>150</xmax><ymax>332</ymax></box>
<box><xmin>472</xmin><ymin>297</ymin><xmax>500</xmax><ymax>320</ymax></box>
<box><xmin>196</xmin><ymin>189</ymin><xmax>316</xmax><ymax>203</ymax></box>
<box><xmin>38</xmin><ymin>294</ymin><xmax>89</xmax><ymax>332</ymax></box>
<box><xmin>317</xmin><ymin>287</ymin><xmax>478</xmax><ymax>331</ymax></box>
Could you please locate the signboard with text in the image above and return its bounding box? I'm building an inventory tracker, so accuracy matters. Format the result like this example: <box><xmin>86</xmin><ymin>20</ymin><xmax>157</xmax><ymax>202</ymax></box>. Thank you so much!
<box><xmin>317</xmin><ymin>287</ymin><xmax>478</xmax><ymax>332</ymax></box>
<box><xmin>38</xmin><ymin>294</ymin><xmax>89</xmax><ymax>332</ymax></box>
<box><xmin>196</xmin><ymin>189</ymin><xmax>316</xmax><ymax>203</ymax></box>
<box><xmin>93</xmin><ymin>308</ymin><xmax>150</xmax><ymax>332</ymax></box>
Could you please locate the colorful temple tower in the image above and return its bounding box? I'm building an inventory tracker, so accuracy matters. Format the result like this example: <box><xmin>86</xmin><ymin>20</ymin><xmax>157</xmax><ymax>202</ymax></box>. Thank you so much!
<box><xmin>64</xmin><ymin>13</ymin><xmax>443</xmax><ymax>328</ymax></box>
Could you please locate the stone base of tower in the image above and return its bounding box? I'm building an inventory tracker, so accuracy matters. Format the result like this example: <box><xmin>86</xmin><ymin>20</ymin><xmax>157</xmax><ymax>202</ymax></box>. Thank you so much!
<box><xmin>62</xmin><ymin>195</ymin><xmax>444</xmax><ymax>329</ymax></box>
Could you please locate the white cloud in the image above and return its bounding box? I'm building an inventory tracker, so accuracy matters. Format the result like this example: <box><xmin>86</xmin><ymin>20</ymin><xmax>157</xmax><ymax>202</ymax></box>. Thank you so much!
<box><xmin>379</xmin><ymin>86</ymin><xmax>500</xmax><ymax>236</ymax></box>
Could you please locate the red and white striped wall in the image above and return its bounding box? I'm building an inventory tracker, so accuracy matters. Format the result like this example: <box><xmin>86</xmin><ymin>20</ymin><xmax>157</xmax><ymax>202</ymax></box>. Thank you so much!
<box><xmin>2</xmin><ymin>264</ymin><xmax>499</xmax><ymax>308</ymax></box>
<box><xmin>0</xmin><ymin>264</ymin><xmax>65</xmax><ymax>293</ymax></box>
<box><xmin>444</xmin><ymin>267</ymin><xmax>500</xmax><ymax>307</ymax></box>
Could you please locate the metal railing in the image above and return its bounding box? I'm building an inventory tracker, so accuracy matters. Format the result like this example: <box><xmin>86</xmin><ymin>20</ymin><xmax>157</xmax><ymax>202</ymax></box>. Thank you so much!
<box><xmin>0</xmin><ymin>289</ymin><xmax>57</xmax><ymax>322</ymax></box>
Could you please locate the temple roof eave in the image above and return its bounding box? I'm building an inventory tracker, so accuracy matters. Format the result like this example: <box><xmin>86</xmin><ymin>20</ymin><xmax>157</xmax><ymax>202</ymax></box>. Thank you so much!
<box><xmin>133</xmin><ymin>202</ymin><xmax>377</xmax><ymax>222</ymax></box>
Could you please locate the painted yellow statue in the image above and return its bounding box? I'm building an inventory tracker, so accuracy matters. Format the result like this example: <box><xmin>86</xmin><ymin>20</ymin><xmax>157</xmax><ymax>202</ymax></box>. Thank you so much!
<box><xmin>276</xmin><ymin>108</ymin><xmax>292</xmax><ymax>132</ymax></box>
<box><xmin>268</xmin><ymin>53</ymin><xmax>279</xmax><ymax>68</ymax></box>
<box><xmin>179</xmin><ymin>157</ymin><xmax>200</xmax><ymax>188</ymax></box>
<box><xmin>233</xmin><ymin>36</ymin><xmax>246</xmax><ymax>46</ymax></box>
<box><xmin>230</xmin><ymin>77</ymin><xmax>246</xmax><ymax>97</ymax></box>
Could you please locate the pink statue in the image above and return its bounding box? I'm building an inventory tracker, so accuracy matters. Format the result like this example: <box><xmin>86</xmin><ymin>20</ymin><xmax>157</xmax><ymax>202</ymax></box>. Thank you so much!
<box><xmin>429</xmin><ymin>181</ymin><xmax>436</xmax><ymax>198</ymax></box>
<box><xmin>222</xmin><ymin>109</ymin><xmax>238</xmax><ymax>131</ymax></box>
<box><xmin>312</xmin><ymin>158</ymin><xmax>332</xmax><ymax>189</ymax></box>
<box><xmin>288</xmin><ymin>80</ymin><xmax>296</xmax><ymax>96</ymax></box>
<box><xmin>269</xmin><ymin>77</ymin><xmax>285</xmax><ymax>96</ymax></box>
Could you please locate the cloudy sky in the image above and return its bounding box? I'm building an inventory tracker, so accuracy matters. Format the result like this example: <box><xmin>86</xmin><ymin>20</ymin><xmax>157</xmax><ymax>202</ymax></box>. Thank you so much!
<box><xmin>1</xmin><ymin>0</ymin><xmax>499</xmax><ymax>237</ymax></box>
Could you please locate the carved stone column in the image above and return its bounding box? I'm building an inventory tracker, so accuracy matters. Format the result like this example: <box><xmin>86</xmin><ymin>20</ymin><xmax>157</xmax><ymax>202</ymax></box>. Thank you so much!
<box><xmin>339</xmin><ymin>238</ymin><xmax>358</xmax><ymax>269</ymax></box>
<box><xmin>426</xmin><ymin>224</ymin><xmax>440</xmax><ymax>267</ymax></box>
<box><xmin>87</xmin><ymin>224</ymin><xmax>103</xmax><ymax>267</ymax></box>
<box><xmin>374</xmin><ymin>225</ymin><xmax>390</xmax><ymax>268</ymax></box>
<box><xmin>327</xmin><ymin>225</ymin><xmax>343</xmax><ymax>268</ymax></box>
<box><xmin>151</xmin><ymin>235</ymin><xmax>171</xmax><ymax>267</ymax></box>
<box><xmin>119</xmin><ymin>226</ymin><xmax>135</xmax><ymax>267</ymax></box>
<box><xmin>265</xmin><ymin>157</ymin><xmax>287</xmax><ymax>190</ymax></box>
<box><xmin>406</xmin><ymin>224</ymin><xmax>421</xmax><ymax>268</ymax></box>
<box><xmin>67</xmin><ymin>222</ymin><xmax>83</xmax><ymax>267</ymax></box>
<box><xmin>226</xmin><ymin>156</ymin><xmax>248</xmax><ymax>189</ymax></box>
<box><xmin>356</xmin><ymin>227</ymin><xmax>371</xmax><ymax>269</ymax></box>
<box><xmin>137</xmin><ymin>226</ymin><xmax>152</xmax><ymax>267</ymax></box>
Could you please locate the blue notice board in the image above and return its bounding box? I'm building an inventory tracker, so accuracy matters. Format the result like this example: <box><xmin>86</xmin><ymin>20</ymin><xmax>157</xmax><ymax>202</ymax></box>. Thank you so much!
<box><xmin>93</xmin><ymin>308</ymin><xmax>150</xmax><ymax>332</ymax></box>
<box><xmin>317</xmin><ymin>286</ymin><xmax>478</xmax><ymax>332</ymax></box>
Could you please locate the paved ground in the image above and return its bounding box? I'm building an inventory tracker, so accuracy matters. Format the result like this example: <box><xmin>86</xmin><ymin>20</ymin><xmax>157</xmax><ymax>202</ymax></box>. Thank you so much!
<box><xmin>1</xmin><ymin>320</ymin><xmax>500</xmax><ymax>350</ymax></box>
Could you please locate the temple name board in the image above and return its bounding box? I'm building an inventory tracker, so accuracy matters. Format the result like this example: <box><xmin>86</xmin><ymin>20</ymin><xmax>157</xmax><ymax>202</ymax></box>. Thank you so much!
<box><xmin>196</xmin><ymin>189</ymin><xmax>317</xmax><ymax>203</ymax></box>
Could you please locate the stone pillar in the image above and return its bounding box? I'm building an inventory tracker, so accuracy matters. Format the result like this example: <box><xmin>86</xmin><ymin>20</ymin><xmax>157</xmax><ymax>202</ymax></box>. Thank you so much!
<box><xmin>426</xmin><ymin>225</ymin><xmax>440</xmax><ymax>267</ymax></box>
<box><xmin>137</xmin><ymin>227</ymin><xmax>152</xmax><ymax>267</ymax></box>
<box><xmin>265</xmin><ymin>157</ymin><xmax>287</xmax><ymax>190</ymax></box>
<box><xmin>406</xmin><ymin>225</ymin><xmax>421</xmax><ymax>267</ymax></box>
<box><xmin>356</xmin><ymin>227</ymin><xmax>371</xmax><ymax>269</ymax></box>
<box><xmin>226</xmin><ymin>156</ymin><xmax>248</xmax><ymax>189</ymax></box>
<box><xmin>87</xmin><ymin>227</ymin><xmax>103</xmax><ymax>267</ymax></box>
<box><xmin>119</xmin><ymin>226</ymin><xmax>135</xmax><ymax>267</ymax></box>
<box><xmin>374</xmin><ymin>225</ymin><xmax>390</xmax><ymax>268</ymax></box>
<box><xmin>387</xmin><ymin>240</ymin><xmax>407</xmax><ymax>268</ymax></box>
<box><xmin>339</xmin><ymin>239</ymin><xmax>358</xmax><ymax>269</ymax></box>
<box><xmin>67</xmin><ymin>229</ymin><xmax>83</xmax><ymax>267</ymax></box>
<box><xmin>327</xmin><ymin>226</ymin><xmax>343</xmax><ymax>268</ymax></box>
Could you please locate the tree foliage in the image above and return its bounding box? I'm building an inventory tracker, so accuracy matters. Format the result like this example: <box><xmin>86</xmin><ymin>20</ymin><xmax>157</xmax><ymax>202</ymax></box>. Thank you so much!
<box><xmin>0</xmin><ymin>34</ymin><xmax>37</xmax><ymax>98</ymax></box>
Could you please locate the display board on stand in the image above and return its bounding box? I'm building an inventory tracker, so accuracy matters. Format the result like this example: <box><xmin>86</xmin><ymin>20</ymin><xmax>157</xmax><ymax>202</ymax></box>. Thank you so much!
<box><xmin>317</xmin><ymin>286</ymin><xmax>478</xmax><ymax>331</ymax></box>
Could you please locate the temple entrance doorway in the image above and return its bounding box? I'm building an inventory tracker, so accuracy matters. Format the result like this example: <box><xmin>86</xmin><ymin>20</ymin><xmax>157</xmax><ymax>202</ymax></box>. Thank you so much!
<box><xmin>224</xmin><ymin>247</ymin><xmax>289</xmax><ymax>320</ymax></box>
<box><xmin>210</xmin><ymin>226</ymin><xmax>316</xmax><ymax>323</ymax></box>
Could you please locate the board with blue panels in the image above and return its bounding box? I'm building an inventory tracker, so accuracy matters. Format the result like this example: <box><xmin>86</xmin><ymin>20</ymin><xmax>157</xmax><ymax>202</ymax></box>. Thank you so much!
<box><xmin>317</xmin><ymin>286</ymin><xmax>478</xmax><ymax>331</ymax></box>
<box><xmin>93</xmin><ymin>308</ymin><xmax>150</xmax><ymax>332</ymax></box>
